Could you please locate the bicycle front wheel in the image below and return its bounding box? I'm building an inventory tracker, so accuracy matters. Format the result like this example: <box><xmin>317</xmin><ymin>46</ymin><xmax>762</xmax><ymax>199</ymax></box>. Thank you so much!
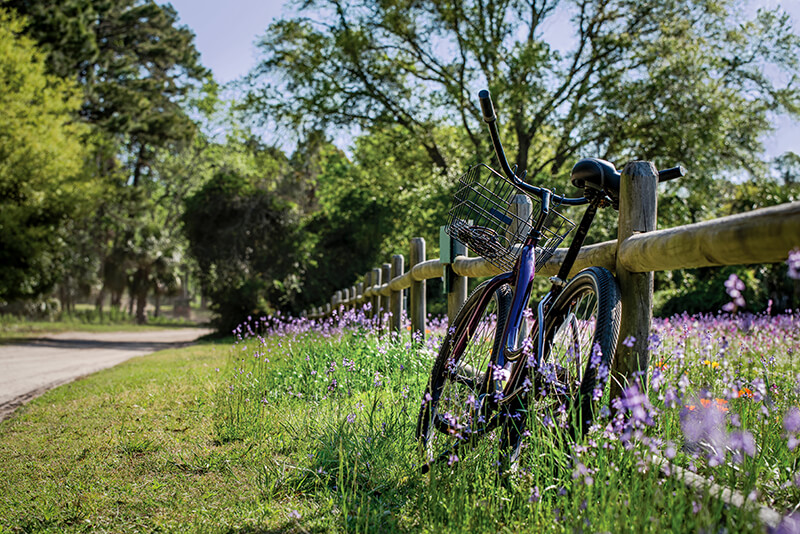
<box><xmin>502</xmin><ymin>267</ymin><xmax>621</xmax><ymax>465</ymax></box>
<box><xmin>416</xmin><ymin>279</ymin><xmax>511</xmax><ymax>472</ymax></box>
<box><xmin>537</xmin><ymin>266</ymin><xmax>621</xmax><ymax>433</ymax></box>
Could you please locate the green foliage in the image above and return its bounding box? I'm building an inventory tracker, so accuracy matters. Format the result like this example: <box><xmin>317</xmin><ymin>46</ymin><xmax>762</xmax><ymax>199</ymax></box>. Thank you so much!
<box><xmin>182</xmin><ymin>169</ymin><xmax>302</xmax><ymax>332</ymax></box>
<box><xmin>246</xmin><ymin>0</ymin><xmax>800</xmax><ymax>182</ymax></box>
<box><xmin>236</xmin><ymin>0</ymin><xmax>800</xmax><ymax>317</ymax></box>
<box><xmin>4</xmin><ymin>0</ymin><xmax>210</xmax><ymax>180</ymax></box>
<box><xmin>3</xmin><ymin>0</ymin><xmax>211</xmax><ymax>322</ymax></box>
<box><xmin>0</xmin><ymin>8</ymin><xmax>91</xmax><ymax>302</ymax></box>
<box><xmin>212</xmin><ymin>314</ymin><xmax>799</xmax><ymax>532</ymax></box>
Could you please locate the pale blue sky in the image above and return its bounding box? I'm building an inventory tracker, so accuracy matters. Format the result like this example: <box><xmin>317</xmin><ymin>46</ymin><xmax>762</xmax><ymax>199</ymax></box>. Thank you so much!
<box><xmin>163</xmin><ymin>0</ymin><xmax>799</xmax><ymax>159</ymax></box>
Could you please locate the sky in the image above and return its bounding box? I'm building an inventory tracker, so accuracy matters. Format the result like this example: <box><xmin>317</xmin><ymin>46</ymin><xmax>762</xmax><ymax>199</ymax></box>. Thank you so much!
<box><xmin>162</xmin><ymin>0</ymin><xmax>799</xmax><ymax>159</ymax></box>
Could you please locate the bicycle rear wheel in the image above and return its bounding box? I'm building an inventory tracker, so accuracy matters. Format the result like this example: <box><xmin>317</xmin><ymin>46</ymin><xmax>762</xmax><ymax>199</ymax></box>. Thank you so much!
<box><xmin>502</xmin><ymin>267</ymin><xmax>621</xmax><ymax>464</ymax></box>
<box><xmin>416</xmin><ymin>279</ymin><xmax>511</xmax><ymax>472</ymax></box>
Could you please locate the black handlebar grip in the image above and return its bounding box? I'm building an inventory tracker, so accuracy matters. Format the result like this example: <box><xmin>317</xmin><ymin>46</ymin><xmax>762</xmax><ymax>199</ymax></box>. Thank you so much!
<box><xmin>479</xmin><ymin>89</ymin><xmax>496</xmax><ymax>123</ymax></box>
<box><xmin>658</xmin><ymin>165</ymin><xmax>686</xmax><ymax>182</ymax></box>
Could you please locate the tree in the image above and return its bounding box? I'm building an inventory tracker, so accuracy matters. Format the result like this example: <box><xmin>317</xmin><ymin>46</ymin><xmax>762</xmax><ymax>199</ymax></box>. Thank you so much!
<box><xmin>182</xmin><ymin>169</ymin><xmax>303</xmax><ymax>332</ymax></box>
<box><xmin>0</xmin><ymin>8</ymin><xmax>92</xmax><ymax>302</ymax></box>
<box><xmin>5</xmin><ymin>0</ymin><xmax>211</xmax><ymax>322</ymax></box>
<box><xmin>4</xmin><ymin>0</ymin><xmax>209</xmax><ymax>182</ymax></box>
<box><xmin>246</xmin><ymin>0</ymin><xmax>799</xmax><ymax>184</ymax></box>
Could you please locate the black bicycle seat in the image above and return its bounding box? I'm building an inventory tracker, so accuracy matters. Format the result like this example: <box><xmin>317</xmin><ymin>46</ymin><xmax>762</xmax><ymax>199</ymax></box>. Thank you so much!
<box><xmin>570</xmin><ymin>158</ymin><xmax>621</xmax><ymax>196</ymax></box>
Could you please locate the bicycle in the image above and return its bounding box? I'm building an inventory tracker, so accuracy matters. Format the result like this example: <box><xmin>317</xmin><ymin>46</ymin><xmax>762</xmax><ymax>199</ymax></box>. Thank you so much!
<box><xmin>416</xmin><ymin>89</ymin><xmax>684</xmax><ymax>473</ymax></box>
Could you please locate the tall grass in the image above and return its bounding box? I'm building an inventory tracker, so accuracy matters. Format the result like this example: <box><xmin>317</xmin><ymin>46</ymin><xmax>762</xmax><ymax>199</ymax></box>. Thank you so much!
<box><xmin>216</xmin><ymin>307</ymin><xmax>799</xmax><ymax>532</ymax></box>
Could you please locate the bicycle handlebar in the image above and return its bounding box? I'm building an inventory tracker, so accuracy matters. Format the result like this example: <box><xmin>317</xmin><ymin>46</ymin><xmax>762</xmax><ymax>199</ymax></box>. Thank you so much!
<box><xmin>479</xmin><ymin>89</ymin><xmax>496</xmax><ymax>123</ymax></box>
<box><xmin>479</xmin><ymin>89</ymin><xmax>686</xmax><ymax>206</ymax></box>
<box><xmin>479</xmin><ymin>90</ymin><xmax>588</xmax><ymax>206</ymax></box>
<box><xmin>658</xmin><ymin>166</ymin><xmax>686</xmax><ymax>182</ymax></box>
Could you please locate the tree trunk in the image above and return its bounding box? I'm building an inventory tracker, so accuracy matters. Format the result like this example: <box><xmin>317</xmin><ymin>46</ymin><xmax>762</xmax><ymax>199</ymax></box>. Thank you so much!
<box><xmin>515</xmin><ymin>124</ymin><xmax>532</xmax><ymax>173</ymax></box>
<box><xmin>154</xmin><ymin>290</ymin><xmax>161</xmax><ymax>318</ymax></box>
<box><xmin>128</xmin><ymin>285</ymin><xmax>135</xmax><ymax>317</ymax></box>
<box><xmin>95</xmin><ymin>287</ymin><xmax>105</xmax><ymax>316</ymax></box>
<box><xmin>133</xmin><ymin>268</ymin><xmax>149</xmax><ymax>325</ymax></box>
<box><xmin>132</xmin><ymin>143</ymin><xmax>147</xmax><ymax>187</ymax></box>
<box><xmin>111</xmin><ymin>289</ymin><xmax>122</xmax><ymax>310</ymax></box>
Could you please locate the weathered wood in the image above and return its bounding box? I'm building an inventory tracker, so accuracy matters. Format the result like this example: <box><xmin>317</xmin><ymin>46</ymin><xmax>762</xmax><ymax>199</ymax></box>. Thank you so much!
<box><xmin>410</xmin><ymin>238</ymin><xmax>426</xmax><ymax>339</ymax></box>
<box><xmin>447</xmin><ymin>239</ymin><xmax>468</xmax><ymax>323</ymax></box>
<box><xmin>507</xmin><ymin>194</ymin><xmax>533</xmax><ymax>243</ymax></box>
<box><xmin>390</xmin><ymin>254</ymin><xmax>404</xmax><ymax>333</ymax></box>
<box><xmin>611</xmin><ymin>161</ymin><xmax>658</xmax><ymax>400</ymax></box>
<box><xmin>364</xmin><ymin>271</ymin><xmax>373</xmax><ymax>317</ymax></box>
<box><xmin>619</xmin><ymin>201</ymin><xmax>800</xmax><ymax>272</ymax></box>
<box><xmin>372</xmin><ymin>267</ymin><xmax>382</xmax><ymax>319</ymax></box>
<box><xmin>542</xmin><ymin>240</ymin><xmax>617</xmax><ymax>277</ymax></box>
<box><xmin>410</xmin><ymin>258</ymin><xmax>443</xmax><ymax>281</ymax></box>
<box><xmin>380</xmin><ymin>263</ymin><xmax>391</xmax><ymax>323</ymax></box>
<box><xmin>451</xmin><ymin>255</ymin><xmax>503</xmax><ymax>278</ymax></box>
<box><xmin>648</xmin><ymin>454</ymin><xmax>782</xmax><ymax>528</ymax></box>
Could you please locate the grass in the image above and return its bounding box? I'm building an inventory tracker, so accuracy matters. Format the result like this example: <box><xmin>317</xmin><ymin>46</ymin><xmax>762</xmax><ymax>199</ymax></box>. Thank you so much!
<box><xmin>0</xmin><ymin>340</ymin><xmax>283</xmax><ymax>532</ymax></box>
<box><xmin>0</xmin><ymin>308</ymin><xmax>797</xmax><ymax>532</ymax></box>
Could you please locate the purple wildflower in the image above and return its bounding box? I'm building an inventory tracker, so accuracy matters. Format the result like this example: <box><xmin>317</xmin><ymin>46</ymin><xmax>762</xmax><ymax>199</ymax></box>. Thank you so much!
<box><xmin>729</xmin><ymin>430</ymin><xmax>757</xmax><ymax>460</ymax></box>
<box><xmin>771</xmin><ymin>513</ymin><xmax>800</xmax><ymax>534</ymax></box>
<box><xmin>784</xmin><ymin>407</ymin><xmax>800</xmax><ymax>433</ymax></box>
<box><xmin>787</xmin><ymin>248</ymin><xmax>800</xmax><ymax>280</ymax></box>
<box><xmin>681</xmin><ymin>395</ymin><xmax>727</xmax><ymax>465</ymax></box>
<box><xmin>722</xmin><ymin>274</ymin><xmax>746</xmax><ymax>312</ymax></box>
<box><xmin>572</xmin><ymin>462</ymin><xmax>594</xmax><ymax>486</ymax></box>
<box><xmin>622</xmin><ymin>336</ymin><xmax>636</xmax><ymax>348</ymax></box>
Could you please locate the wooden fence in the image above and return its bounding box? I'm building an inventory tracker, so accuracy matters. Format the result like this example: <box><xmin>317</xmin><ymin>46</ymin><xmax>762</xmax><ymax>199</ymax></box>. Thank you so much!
<box><xmin>305</xmin><ymin>161</ymin><xmax>800</xmax><ymax>389</ymax></box>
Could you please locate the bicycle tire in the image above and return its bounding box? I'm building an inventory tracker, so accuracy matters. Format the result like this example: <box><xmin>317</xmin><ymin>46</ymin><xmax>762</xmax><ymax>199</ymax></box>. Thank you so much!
<box><xmin>416</xmin><ymin>279</ymin><xmax>512</xmax><ymax>472</ymax></box>
<box><xmin>501</xmin><ymin>267</ymin><xmax>621</xmax><ymax>465</ymax></box>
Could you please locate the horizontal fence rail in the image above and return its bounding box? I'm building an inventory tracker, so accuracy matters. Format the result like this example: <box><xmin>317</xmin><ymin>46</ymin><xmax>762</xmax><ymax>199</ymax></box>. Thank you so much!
<box><xmin>308</xmin><ymin>200</ymin><xmax>800</xmax><ymax>320</ymax></box>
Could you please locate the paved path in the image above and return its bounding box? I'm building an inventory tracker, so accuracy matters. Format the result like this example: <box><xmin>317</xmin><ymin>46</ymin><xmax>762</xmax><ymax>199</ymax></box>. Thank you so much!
<box><xmin>0</xmin><ymin>328</ymin><xmax>213</xmax><ymax>421</ymax></box>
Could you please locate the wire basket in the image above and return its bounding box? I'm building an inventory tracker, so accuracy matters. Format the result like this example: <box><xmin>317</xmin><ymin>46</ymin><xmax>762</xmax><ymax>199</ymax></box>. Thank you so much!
<box><xmin>446</xmin><ymin>164</ymin><xmax>576</xmax><ymax>272</ymax></box>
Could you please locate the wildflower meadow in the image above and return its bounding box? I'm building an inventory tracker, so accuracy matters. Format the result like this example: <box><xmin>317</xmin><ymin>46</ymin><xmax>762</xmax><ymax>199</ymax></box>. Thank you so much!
<box><xmin>216</xmin><ymin>272</ymin><xmax>800</xmax><ymax>532</ymax></box>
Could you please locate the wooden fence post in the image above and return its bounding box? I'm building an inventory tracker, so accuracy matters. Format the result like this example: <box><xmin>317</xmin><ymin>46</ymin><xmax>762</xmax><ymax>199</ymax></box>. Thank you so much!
<box><xmin>410</xmin><ymin>238</ymin><xmax>426</xmax><ymax>339</ymax></box>
<box><xmin>364</xmin><ymin>271</ymin><xmax>373</xmax><ymax>318</ymax></box>
<box><xmin>350</xmin><ymin>285</ymin><xmax>357</xmax><ymax>310</ymax></box>
<box><xmin>508</xmin><ymin>194</ymin><xmax>533</xmax><ymax>242</ymax></box>
<box><xmin>356</xmin><ymin>282</ymin><xmax>364</xmax><ymax>312</ymax></box>
<box><xmin>391</xmin><ymin>254</ymin><xmax>404</xmax><ymax>333</ymax></box>
<box><xmin>447</xmin><ymin>238</ymin><xmax>468</xmax><ymax>323</ymax></box>
<box><xmin>611</xmin><ymin>161</ymin><xmax>658</xmax><ymax>400</ymax></box>
<box><xmin>372</xmin><ymin>267</ymin><xmax>382</xmax><ymax>321</ymax></box>
<box><xmin>381</xmin><ymin>263</ymin><xmax>391</xmax><ymax>325</ymax></box>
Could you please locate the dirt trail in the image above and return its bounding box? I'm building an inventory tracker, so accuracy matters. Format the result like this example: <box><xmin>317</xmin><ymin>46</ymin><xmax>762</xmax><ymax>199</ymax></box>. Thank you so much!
<box><xmin>0</xmin><ymin>328</ymin><xmax>213</xmax><ymax>422</ymax></box>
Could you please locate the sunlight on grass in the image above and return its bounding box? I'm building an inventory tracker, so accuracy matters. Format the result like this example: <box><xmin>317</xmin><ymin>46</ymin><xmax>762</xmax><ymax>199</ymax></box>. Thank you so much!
<box><xmin>0</xmin><ymin>307</ymin><xmax>797</xmax><ymax>532</ymax></box>
<box><xmin>217</xmin><ymin>308</ymin><xmax>799</xmax><ymax>532</ymax></box>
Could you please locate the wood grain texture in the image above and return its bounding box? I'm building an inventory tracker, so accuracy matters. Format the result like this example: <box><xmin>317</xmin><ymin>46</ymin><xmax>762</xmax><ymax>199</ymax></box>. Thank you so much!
<box><xmin>390</xmin><ymin>254</ymin><xmax>404</xmax><ymax>332</ymax></box>
<box><xmin>619</xmin><ymin>201</ymin><xmax>800</xmax><ymax>272</ymax></box>
<box><xmin>612</xmin><ymin>161</ymin><xmax>657</xmax><ymax>400</ymax></box>
<box><xmin>410</xmin><ymin>238</ymin><xmax>426</xmax><ymax>338</ymax></box>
